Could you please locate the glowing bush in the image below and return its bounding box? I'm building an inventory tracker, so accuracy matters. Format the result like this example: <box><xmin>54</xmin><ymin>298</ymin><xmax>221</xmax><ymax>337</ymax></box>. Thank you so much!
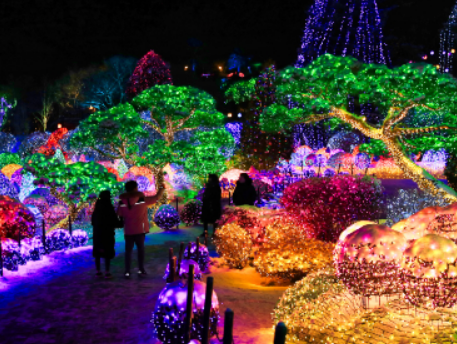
<box><xmin>184</xmin><ymin>242</ymin><xmax>211</xmax><ymax>272</ymax></box>
<box><xmin>154</xmin><ymin>204</ymin><xmax>180</xmax><ymax>230</ymax></box>
<box><xmin>255</xmin><ymin>219</ymin><xmax>334</xmax><ymax>280</ymax></box>
<box><xmin>71</xmin><ymin>229</ymin><xmax>89</xmax><ymax>248</ymax></box>
<box><xmin>44</xmin><ymin>204</ymin><xmax>68</xmax><ymax>228</ymax></box>
<box><xmin>0</xmin><ymin>196</ymin><xmax>36</xmax><ymax>240</ymax></box>
<box><xmin>281</xmin><ymin>176</ymin><xmax>383</xmax><ymax>242</ymax></box>
<box><xmin>24</xmin><ymin>194</ymin><xmax>49</xmax><ymax>215</ymax></box>
<box><xmin>180</xmin><ymin>200</ymin><xmax>202</xmax><ymax>226</ymax></box>
<box><xmin>47</xmin><ymin>228</ymin><xmax>72</xmax><ymax>251</ymax></box>
<box><xmin>1</xmin><ymin>238</ymin><xmax>22</xmax><ymax>271</ymax></box>
<box><xmin>152</xmin><ymin>280</ymin><xmax>219</xmax><ymax>344</ymax></box>
<box><xmin>214</xmin><ymin>223</ymin><xmax>253</xmax><ymax>268</ymax></box>
<box><xmin>22</xmin><ymin>236</ymin><xmax>45</xmax><ymax>261</ymax></box>
<box><xmin>0</xmin><ymin>171</ymin><xmax>19</xmax><ymax>199</ymax></box>
<box><xmin>1</xmin><ymin>163</ymin><xmax>22</xmax><ymax>180</ymax></box>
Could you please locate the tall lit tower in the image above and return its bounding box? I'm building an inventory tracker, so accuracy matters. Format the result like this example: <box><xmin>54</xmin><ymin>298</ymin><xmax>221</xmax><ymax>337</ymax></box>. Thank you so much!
<box><xmin>440</xmin><ymin>2</ymin><xmax>457</xmax><ymax>74</ymax></box>
<box><xmin>296</xmin><ymin>0</ymin><xmax>390</xmax><ymax>67</ymax></box>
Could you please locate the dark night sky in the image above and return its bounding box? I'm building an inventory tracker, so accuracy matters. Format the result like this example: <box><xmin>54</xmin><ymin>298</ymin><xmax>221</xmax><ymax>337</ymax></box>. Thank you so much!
<box><xmin>1</xmin><ymin>0</ymin><xmax>456</xmax><ymax>84</ymax></box>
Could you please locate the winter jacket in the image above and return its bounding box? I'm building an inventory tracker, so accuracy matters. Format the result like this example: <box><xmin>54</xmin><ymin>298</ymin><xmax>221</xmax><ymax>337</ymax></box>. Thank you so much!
<box><xmin>117</xmin><ymin>192</ymin><xmax>157</xmax><ymax>236</ymax></box>
<box><xmin>201</xmin><ymin>185</ymin><xmax>222</xmax><ymax>223</ymax></box>
<box><xmin>233</xmin><ymin>182</ymin><xmax>257</xmax><ymax>206</ymax></box>
<box><xmin>92</xmin><ymin>201</ymin><xmax>123</xmax><ymax>259</ymax></box>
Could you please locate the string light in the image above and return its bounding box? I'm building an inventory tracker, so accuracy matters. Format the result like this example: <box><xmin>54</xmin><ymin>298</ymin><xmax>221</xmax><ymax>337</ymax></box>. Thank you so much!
<box><xmin>296</xmin><ymin>0</ymin><xmax>390</xmax><ymax>67</ymax></box>
<box><xmin>440</xmin><ymin>2</ymin><xmax>457</xmax><ymax>74</ymax></box>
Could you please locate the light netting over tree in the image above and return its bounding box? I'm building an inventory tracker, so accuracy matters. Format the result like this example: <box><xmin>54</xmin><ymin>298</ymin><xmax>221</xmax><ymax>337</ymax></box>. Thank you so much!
<box><xmin>440</xmin><ymin>1</ymin><xmax>457</xmax><ymax>74</ymax></box>
<box><xmin>125</xmin><ymin>50</ymin><xmax>172</xmax><ymax>99</ymax></box>
<box><xmin>296</xmin><ymin>0</ymin><xmax>390</xmax><ymax>67</ymax></box>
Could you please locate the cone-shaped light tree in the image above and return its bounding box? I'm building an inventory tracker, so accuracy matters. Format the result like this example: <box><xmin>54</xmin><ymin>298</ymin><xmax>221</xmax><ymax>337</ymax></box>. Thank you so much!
<box><xmin>261</xmin><ymin>54</ymin><xmax>457</xmax><ymax>202</ymax></box>
<box><xmin>126</xmin><ymin>50</ymin><xmax>172</xmax><ymax>99</ymax></box>
<box><xmin>440</xmin><ymin>1</ymin><xmax>457</xmax><ymax>74</ymax></box>
<box><xmin>296</xmin><ymin>0</ymin><xmax>390</xmax><ymax>67</ymax></box>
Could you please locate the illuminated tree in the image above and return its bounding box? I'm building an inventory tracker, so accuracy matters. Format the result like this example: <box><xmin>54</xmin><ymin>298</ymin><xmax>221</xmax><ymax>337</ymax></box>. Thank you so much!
<box><xmin>126</xmin><ymin>51</ymin><xmax>172</xmax><ymax>99</ymax></box>
<box><xmin>131</xmin><ymin>84</ymin><xmax>225</xmax><ymax>145</ymax></box>
<box><xmin>261</xmin><ymin>54</ymin><xmax>457</xmax><ymax>202</ymax></box>
<box><xmin>0</xmin><ymin>153</ymin><xmax>21</xmax><ymax>170</ymax></box>
<box><xmin>73</xmin><ymin>86</ymin><xmax>233</xmax><ymax>193</ymax></box>
<box><xmin>225</xmin><ymin>67</ymin><xmax>293</xmax><ymax>169</ymax></box>
<box><xmin>296</xmin><ymin>0</ymin><xmax>389</xmax><ymax>67</ymax></box>
<box><xmin>70</xmin><ymin>103</ymin><xmax>147</xmax><ymax>163</ymax></box>
<box><xmin>25</xmin><ymin>154</ymin><xmax>122</xmax><ymax>229</ymax></box>
<box><xmin>440</xmin><ymin>1</ymin><xmax>457</xmax><ymax>74</ymax></box>
<box><xmin>83</xmin><ymin>56</ymin><xmax>137</xmax><ymax>110</ymax></box>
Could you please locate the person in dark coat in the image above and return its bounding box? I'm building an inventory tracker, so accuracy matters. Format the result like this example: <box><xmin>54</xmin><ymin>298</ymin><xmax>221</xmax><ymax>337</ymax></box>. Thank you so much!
<box><xmin>233</xmin><ymin>173</ymin><xmax>257</xmax><ymax>206</ymax></box>
<box><xmin>92</xmin><ymin>190</ymin><xmax>123</xmax><ymax>278</ymax></box>
<box><xmin>200</xmin><ymin>174</ymin><xmax>221</xmax><ymax>236</ymax></box>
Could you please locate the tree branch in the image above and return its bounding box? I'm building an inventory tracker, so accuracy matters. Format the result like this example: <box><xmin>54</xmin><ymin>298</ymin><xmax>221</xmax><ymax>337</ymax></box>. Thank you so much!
<box><xmin>396</xmin><ymin>125</ymin><xmax>457</xmax><ymax>136</ymax></box>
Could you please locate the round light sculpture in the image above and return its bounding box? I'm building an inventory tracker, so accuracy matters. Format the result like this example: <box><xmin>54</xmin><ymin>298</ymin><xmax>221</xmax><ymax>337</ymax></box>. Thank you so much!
<box><xmin>334</xmin><ymin>221</ymin><xmax>377</xmax><ymax>273</ymax></box>
<box><xmin>154</xmin><ymin>204</ymin><xmax>180</xmax><ymax>231</ymax></box>
<box><xmin>180</xmin><ymin>200</ymin><xmax>202</xmax><ymax>226</ymax></box>
<box><xmin>184</xmin><ymin>242</ymin><xmax>211</xmax><ymax>272</ymax></box>
<box><xmin>164</xmin><ymin>258</ymin><xmax>202</xmax><ymax>280</ymax></box>
<box><xmin>337</xmin><ymin>224</ymin><xmax>407</xmax><ymax>296</ymax></box>
<box><xmin>402</xmin><ymin>234</ymin><xmax>457</xmax><ymax>309</ymax></box>
<box><xmin>152</xmin><ymin>280</ymin><xmax>219</xmax><ymax>344</ymax></box>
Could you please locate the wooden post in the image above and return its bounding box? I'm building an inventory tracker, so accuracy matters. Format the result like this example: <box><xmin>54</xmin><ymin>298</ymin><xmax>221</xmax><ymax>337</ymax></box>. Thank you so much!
<box><xmin>317</xmin><ymin>162</ymin><xmax>321</xmax><ymax>178</ymax></box>
<box><xmin>177</xmin><ymin>242</ymin><xmax>185</xmax><ymax>275</ymax></box>
<box><xmin>0</xmin><ymin>239</ymin><xmax>3</xmax><ymax>277</ymax></box>
<box><xmin>365</xmin><ymin>166</ymin><xmax>369</xmax><ymax>176</ymax></box>
<box><xmin>274</xmin><ymin>322</ymin><xmax>287</xmax><ymax>344</ymax></box>
<box><xmin>187</xmin><ymin>242</ymin><xmax>192</xmax><ymax>259</ymax></box>
<box><xmin>167</xmin><ymin>248</ymin><xmax>175</xmax><ymax>283</ymax></box>
<box><xmin>69</xmin><ymin>214</ymin><xmax>73</xmax><ymax>236</ymax></box>
<box><xmin>184</xmin><ymin>264</ymin><xmax>195</xmax><ymax>343</ymax></box>
<box><xmin>222</xmin><ymin>308</ymin><xmax>234</xmax><ymax>344</ymax></box>
<box><xmin>201</xmin><ymin>276</ymin><xmax>214</xmax><ymax>344</ymax></box>
<box><xmin>204</xmin><ymin>230</ymin><xmax>208</xmax><ymax>246</ymax></box>
<box><xmin>176</xmin><ymin>198</ymin><xmax>179</xmax><ymax>230</ymax></box>
<box><xmin>196</xmin><ymin>238</ymin><xmax>200</xmax><ymax>262</ymax></box>
<box><xmin>337</xmin><ymin>163</ymin><xmax>342</xmax><ymax>175</ymax></box>
<box><xmin>228</xmin><ymin>191</ymin><xmax>231</xmax><ymax>205</ymax></box>
<box><xmin>42</xmin><ymin>220</ymin><xmax>47</xmax><ymax>253</ymax></box>
<box><xmin>351</xmin><ymin>164</ymin><xmax>354</xmax><ymax>176</ymax></box>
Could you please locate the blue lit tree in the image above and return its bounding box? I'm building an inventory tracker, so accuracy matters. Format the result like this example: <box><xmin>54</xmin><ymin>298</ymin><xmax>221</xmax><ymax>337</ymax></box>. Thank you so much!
<box><xmin>296</xmin><ymin>0</ymin><xmax>390</xmax><ymax>67</ymax></box>
<box><xmin>440</xmin><ymin>1</ymin><xmax>457</xmax><ymax>74</ymax></box>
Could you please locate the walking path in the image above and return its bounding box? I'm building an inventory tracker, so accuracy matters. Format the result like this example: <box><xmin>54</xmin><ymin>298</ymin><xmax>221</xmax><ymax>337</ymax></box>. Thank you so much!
<box><xmin>0</xmin><ymin>226</ymin><xmax>287</xmax><ymax>344</ymax></box>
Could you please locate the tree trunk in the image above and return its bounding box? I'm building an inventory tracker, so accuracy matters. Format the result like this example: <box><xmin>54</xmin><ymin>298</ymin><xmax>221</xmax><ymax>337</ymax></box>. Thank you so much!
<box><xmin>383</xmin><ymin>137</ymin><xmax>457</xmax><ymax>203</ymax></box>
<box><xmin>50</xmin><ymin>202</ymin><xmax>88</xmax><ymax>231</ymax></box>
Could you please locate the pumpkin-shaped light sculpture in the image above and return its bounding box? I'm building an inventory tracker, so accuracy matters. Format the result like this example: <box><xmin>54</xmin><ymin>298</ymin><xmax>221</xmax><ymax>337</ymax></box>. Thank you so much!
<box><xmin>337</xmin><ymin>224</ymin><xmax>407</xmax><ymax>296</ymax></box>
<box><xmin>401</xmin><ymin>234</ymin><xmax>457</xmax><ymax>309</ymax></box>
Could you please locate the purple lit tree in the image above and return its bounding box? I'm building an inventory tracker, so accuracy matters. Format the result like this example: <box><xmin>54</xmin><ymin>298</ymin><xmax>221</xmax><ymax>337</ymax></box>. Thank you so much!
<box><xmin>296</xmin><ymin>0</ymin><xmax>390</xmax><ymax>67</ymax></box>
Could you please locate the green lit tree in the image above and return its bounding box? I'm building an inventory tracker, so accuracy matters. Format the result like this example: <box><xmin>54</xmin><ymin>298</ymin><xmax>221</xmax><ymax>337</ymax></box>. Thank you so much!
<box><xmin>72</xmin><ymin>85</ymin><xmax>233</xmax><ymax>193</ymax></box>
<box><xmin>260</xmin><ymin>54</ymin><xmax>457</xmax><ymax>202</ymax></box>
<box><xmin>25</xmin><ymin>153</ymin><xmax>123</xmax><ymax>229</ymax></box>
<box><xmin>70</xmin><ymin>103</ymin><xmax>147</xmax><ymax>164</ymax></box>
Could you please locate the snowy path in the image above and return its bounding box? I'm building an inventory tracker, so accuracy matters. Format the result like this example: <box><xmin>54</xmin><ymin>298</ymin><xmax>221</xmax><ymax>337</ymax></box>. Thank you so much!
<box><xmin>0</xmin><ymin>226</ymin><xmax>286</xmax><ymax>344</ymax></box>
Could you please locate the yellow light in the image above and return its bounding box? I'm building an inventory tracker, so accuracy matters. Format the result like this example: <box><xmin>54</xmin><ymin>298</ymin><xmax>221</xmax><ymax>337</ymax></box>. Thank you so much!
<box><xmin>452</xmin><ymin>49</ymin><xmax>456</xmax><ymax>54</ymax></box>
<box><xmin>184</xmin><ymin>66</ymin><xmax>188</xmax><ymax>70</ymax></box>
<box><xmin>218</xmin><ymin>66</ymin><xmax>222</xmax><ymax>71</ymax></box>
<box><xmin>227</xmin><ymin>113</ymin><xmax>232</xmax><ymax>118</ymax></box>
<box><xmin>57</xmin><ymin>123</ymin><xmax>62</xmax><ymax>128</ymax></box>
